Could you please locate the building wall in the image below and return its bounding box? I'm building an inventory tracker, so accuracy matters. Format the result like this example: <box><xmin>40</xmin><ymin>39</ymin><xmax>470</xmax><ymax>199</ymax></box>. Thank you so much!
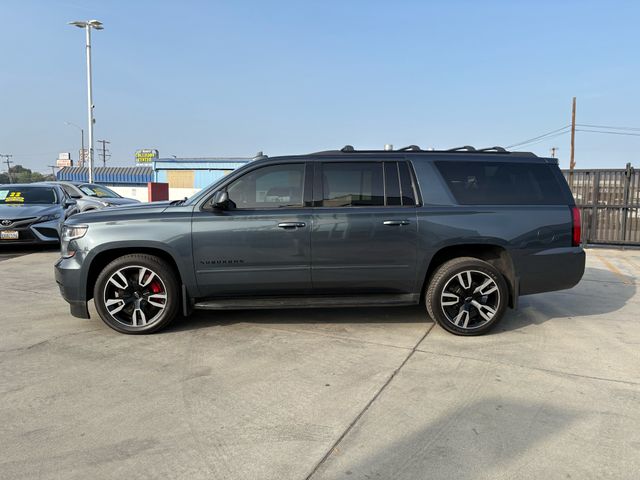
<box><xmin>109</xmin><ymin>185</ymin><xmax>200</xmax><ymax>202</ymax></box>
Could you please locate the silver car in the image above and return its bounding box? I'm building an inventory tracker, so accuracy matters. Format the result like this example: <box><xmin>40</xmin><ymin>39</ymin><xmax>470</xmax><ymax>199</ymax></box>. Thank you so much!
<box><xmin>0</xmin><ymin>183</ymin><xmax>77</xmax><ymax>245</ymax></box>
<box><xmin>51</xmin><ymin>181</ymin><xmax>140</xmax><ymax>212</ymax></box>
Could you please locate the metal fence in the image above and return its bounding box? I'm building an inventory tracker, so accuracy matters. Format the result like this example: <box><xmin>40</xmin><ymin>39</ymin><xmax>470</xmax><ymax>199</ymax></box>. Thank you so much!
<box><xmin>562</xmin><ymin>163</ymin><xmax>640</xmax><ymax>245</ymax></box>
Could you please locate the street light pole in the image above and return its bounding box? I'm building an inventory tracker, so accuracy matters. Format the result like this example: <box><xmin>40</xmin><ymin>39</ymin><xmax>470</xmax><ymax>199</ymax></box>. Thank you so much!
<box><xmin>69</xmin><ymin>19</ymin><xmax>103</xmax><ymax>183</ymax></box>
<box><xmin>85</xmin><ymin>24</ymin><xmax>94</xmax><ymax>183</ymax></box>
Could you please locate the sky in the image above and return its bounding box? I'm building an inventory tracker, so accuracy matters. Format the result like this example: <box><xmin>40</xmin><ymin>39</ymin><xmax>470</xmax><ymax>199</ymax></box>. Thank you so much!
<box><xmin>1</xmin><ymin>0</ymin><xmax>639</xmax><ymax>172</ymax></box>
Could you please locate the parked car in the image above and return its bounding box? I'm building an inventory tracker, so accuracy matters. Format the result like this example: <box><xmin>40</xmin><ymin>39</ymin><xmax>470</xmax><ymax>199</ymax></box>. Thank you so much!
<box><xmin>49</xmin><ymin>181</ymin><xmax>140</xmax><ymax>212</ymax></box>
<box><xmin>0</xmin><ymin>183</ymin><xmax>77</xmax><ymax>245</ymax></box>
<box><xmin>55</xmin><ymin>145</ymin><xmax>585</xmax><ymax>335</ymax></box>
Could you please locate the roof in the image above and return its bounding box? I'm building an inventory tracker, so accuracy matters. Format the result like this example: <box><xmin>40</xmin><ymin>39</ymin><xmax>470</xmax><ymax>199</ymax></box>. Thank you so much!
<box><xmin>56</xmin><ymin>166</ymin><xmax>153</xmax><ymax>184</ymax></box>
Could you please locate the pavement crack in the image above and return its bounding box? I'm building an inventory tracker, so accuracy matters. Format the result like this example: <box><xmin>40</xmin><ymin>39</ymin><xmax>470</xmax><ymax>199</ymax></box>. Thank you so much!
<box><xmin>304</xmin><ymin>323</ymin><xmax>435</xmax><ymax>480</ymax></box>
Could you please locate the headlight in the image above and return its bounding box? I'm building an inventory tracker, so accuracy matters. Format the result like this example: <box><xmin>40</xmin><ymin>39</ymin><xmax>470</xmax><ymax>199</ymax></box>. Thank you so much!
<box><xmin>38</xmin><ymin>213</ymin><xmax>61</xmax><ymax>223</ymax></box>
<box><xmin>61</xmin><ymin>225</ymin><xmax>88</xmax><ymax>258</ymax></box>
<box><xmin>100</xmin><ymin>201</ymin><xmax>114</xmax><ymax>207</ymax></box>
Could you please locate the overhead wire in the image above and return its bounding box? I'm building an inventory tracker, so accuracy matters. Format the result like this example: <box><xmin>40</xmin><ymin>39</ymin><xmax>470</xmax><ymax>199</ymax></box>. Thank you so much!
<box><xmin>506</xmin><ymin>125</ymin><xmax>571</xmax><ymax>149</ymax></box>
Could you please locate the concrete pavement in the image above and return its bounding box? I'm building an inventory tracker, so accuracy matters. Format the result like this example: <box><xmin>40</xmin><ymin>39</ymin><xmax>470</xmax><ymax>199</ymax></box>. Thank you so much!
<box><xmin>0</xmin><ymin>248</ymin><xmax>639</xmax><ymax>479</ymax></box>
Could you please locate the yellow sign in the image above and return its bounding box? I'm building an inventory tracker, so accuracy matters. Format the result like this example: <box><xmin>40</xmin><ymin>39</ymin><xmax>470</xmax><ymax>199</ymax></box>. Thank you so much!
<box><xmin>5</xmin><ymin>192</ymin><xmax>24</xmax><ymax>203</ymax></box>
<box><xmin>135</xmin><ymin>149</ymin><xmax>159</xmax><ymax>164</ymax></box>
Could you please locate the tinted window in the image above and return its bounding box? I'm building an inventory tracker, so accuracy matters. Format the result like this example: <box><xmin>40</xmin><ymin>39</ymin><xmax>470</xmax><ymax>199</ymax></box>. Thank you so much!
<box><xmin>61</xmin><ymin>185</ymin><xmax>79</xmax><ymax>197</ymax></box>
<box><xmin>435</xmin><ymin>161</ymin><xmax>566</xmax><ymax>205</ymax></box>
<box><xmin>384</xmin><ymin>162</ymin><xmax>401</xmax><ymax>206</ymax></box>
<box><xmin>321</xmin><ymin>162</ymin><xmax>384</xmax><ymax>207</ymax></box>
<box><xmin>227</xmin><ymin>163</ymin><xmax>305</xmax><ymax>208</ymax></box>
<box><xmin>0</xmin><ymin>187</ymin><xmax>57</xmax><ymax>205</ymax></box>
<box><xmin>398</xmin><ymin>162</ymin><xmax>417</xmax><ymax>206</ymax></box>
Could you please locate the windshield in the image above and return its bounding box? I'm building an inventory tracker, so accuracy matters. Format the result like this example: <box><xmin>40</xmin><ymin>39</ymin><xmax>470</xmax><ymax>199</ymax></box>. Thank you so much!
<box><xmin>79</xmin><ymin>184</ymin><xmax>121</xmax><ymax>198</ymax></box>
<box><xmin>0</xmin><ymin>187</ymin><xmax>58</xmax><ymax>205</ymax></box>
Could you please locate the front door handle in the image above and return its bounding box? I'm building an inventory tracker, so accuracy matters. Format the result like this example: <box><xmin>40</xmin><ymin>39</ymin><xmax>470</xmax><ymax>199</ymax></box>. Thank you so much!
<box><xmin>383</xmin><ymin>220</ymin><xmax>411</xmax><ymax>226</ymax></box>
<box><xmin>278</xmin><ymin>222</ymin><xmax>306</xmax><ymax>229</ymax></box>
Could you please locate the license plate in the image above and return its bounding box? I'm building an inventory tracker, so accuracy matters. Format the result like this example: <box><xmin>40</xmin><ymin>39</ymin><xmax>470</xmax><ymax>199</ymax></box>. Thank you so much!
<box><xmin>0</xmin><ymin>230</ymin><xmax>19</xmax><ymax>240</ymax></box>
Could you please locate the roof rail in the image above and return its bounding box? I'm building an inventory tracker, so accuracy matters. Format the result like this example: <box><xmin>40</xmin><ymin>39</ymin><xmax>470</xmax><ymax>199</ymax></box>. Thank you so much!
<box><xmin>340</xmin><ymin>145</ymin><xmax>355</xmax><ymax>152</ymax></box>
<box><xmin>477</xmin><ymin>146</ymin><xmax>507</xmax><ymax>153</ymax></box>
<box><xmin>447</xmin><ymin>145</ymin><xmax>477</xmax><ymax>152</ymax></box>
<box><xmin>397</xmin><ymin>145</ymin><xmax>422</xmax><ymax>151</ymax></box>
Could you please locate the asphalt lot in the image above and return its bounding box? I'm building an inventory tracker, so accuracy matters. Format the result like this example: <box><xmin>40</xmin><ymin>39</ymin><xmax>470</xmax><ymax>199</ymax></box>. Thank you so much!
<box><xmin>1</xmin><ymin>248</ymin><xmax>639</xmax><ymax>479</ymax></box>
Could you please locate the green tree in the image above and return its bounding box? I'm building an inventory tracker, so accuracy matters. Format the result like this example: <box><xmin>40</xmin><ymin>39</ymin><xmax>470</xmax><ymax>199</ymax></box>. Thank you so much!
<box><xmin>0</xmin><ymin>165</ymin><xmax>54</xmax><ymax>184</ymax></box>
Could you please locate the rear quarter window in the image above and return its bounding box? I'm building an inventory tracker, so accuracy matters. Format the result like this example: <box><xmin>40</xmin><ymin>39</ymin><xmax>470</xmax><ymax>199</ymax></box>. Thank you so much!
<box><xmin>435</xmin><ymin>161</ymin><xmax>566</xmax><ymax>205</ymax></box>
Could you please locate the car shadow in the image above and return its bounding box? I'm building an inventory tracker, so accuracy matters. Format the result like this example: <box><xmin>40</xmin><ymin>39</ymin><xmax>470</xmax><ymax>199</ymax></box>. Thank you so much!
<box><xmin>0</xmin><ymin>244</ymin><xmax>58</xmax><ymax>261</ymax></box>
<box><xmin>494</xmin><ymin>266</ymin><xmax>636</xmax><ymax>333</ymax></box>
<box><xmin>164</xmin><ymin>305</ymin><xmax>428</xmax><ymax>334</ymax></box>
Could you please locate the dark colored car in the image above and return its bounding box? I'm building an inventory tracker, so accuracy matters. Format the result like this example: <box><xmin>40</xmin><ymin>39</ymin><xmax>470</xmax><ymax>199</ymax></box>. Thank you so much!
<box><xmin>0</xmin><ymin>183</ymin><xmax>77</xmax><ymax>245</ymax></box>
<box><xmin>50</xmin><ymin>181</ymin><xmax>140</xmax><ymax>212</ymax></box>
<box><xmin>55</xmin><ymin>145</ymin><xmax>585</xmax><ymax>335</ymax></box>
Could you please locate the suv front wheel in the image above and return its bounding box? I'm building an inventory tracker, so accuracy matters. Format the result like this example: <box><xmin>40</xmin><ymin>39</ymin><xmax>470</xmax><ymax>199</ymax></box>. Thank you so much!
<box><xmin>426</xmin><ymin>257</ymin><xmax>508</xmax><ymax>336</ymax></box>
<box><xmin>94</xmin><ymin>254</ymin><xmax>180</xmax><ymax>334</ymax></box>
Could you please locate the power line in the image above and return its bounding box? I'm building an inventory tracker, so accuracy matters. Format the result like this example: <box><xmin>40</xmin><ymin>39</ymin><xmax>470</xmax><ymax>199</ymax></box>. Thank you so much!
<box><xmin>575</xmin><ymin>128</ymin><xmax>640</xmax><ymax>137</ymax></box>
<box><xmin>508</xmin><ymin>130</ymin><xmax>571</xmax><ymax>149</ymax></box>
<box><xmin>506</xmin><ymin>125</ymin><xmax>571</xmax><ymax>149</ymax></box>
<box><xmin>576</xmin><ymin>123</ymin><xmax>640</xmax><ymax>132</ymax></box>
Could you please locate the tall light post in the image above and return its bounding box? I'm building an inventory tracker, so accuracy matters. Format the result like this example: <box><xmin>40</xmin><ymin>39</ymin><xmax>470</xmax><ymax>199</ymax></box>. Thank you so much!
<box><xmin>68</xmin><ymin>19</ymin><xmax>103</xmax><ymax>183</ymax></box>
<box><xmin>64</xmin><ymin>121</ymin><xmax>85</xmax><ymax>167</ymax></box>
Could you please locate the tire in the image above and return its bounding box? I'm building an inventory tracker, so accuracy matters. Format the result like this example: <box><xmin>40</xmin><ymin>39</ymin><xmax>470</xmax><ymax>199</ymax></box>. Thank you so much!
<box><xmin>426</xmin><ymin>257</ymin><xmax>508</xmax><ymax>336</ymax></box>
<box><xmin>94</xmin><ymin>254</ymin><xmax>180</xmax><ymax>334</ymax></box>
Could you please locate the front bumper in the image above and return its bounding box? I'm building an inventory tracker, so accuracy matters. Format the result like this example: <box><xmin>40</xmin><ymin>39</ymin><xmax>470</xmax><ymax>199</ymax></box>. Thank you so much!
<box><xmin>54</xmin><ymin>256</ymin><xmax>90</xmax><ymax>319</ymax></box>
<box><xmin>0</xmin><ymin>219</ymin><xmax>60</xmax><ymax>245</ymax></box>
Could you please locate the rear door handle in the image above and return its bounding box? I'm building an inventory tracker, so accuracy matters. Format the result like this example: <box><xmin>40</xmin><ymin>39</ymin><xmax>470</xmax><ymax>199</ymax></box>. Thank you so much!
<box><xmin>278</xmin><ymin>222</ymin><xmax>306</xmax><ymax>229</ymax></box>
<box><xmin>383</xmin><ymin>220</ymin><xmax>411</xmax><ymax>226</ymax></box>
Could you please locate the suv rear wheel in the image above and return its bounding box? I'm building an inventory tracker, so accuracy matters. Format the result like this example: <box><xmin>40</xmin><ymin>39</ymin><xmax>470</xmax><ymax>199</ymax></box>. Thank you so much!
<box><xmin>426</xmin><ymin>257</ymin><xmax>508</xmax><ymax>336</ymax></box>
<box><xmin>94</xmin><ymin>254</ymin><xmax>179</xmax><ymax>334</ymax></box>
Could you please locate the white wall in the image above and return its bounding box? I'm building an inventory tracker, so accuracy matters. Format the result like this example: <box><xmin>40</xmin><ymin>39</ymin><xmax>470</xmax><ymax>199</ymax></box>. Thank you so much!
<box><xmin>109</xmin><ymin>186</ymin><xmax>200</xmax><ymax>203</ymax></box>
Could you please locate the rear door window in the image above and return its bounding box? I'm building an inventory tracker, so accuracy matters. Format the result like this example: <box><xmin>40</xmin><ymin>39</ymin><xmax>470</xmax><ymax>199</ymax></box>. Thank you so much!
<box><xmin>435</xmin><ymin>161</ymin><xmax>566</xmax><ymax>205</ymax></box>
<box><xmin>320</xmin><ymin>162</ymin><xmax>384</xmax><ymax>207</ymax></box>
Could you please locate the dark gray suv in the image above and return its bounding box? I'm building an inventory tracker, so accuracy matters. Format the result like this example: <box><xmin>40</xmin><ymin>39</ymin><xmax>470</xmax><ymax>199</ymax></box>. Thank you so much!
<box><xmin>55</xmin><ymin>145</ymin><xmax>585</xmax><ymax>335</ymax></box>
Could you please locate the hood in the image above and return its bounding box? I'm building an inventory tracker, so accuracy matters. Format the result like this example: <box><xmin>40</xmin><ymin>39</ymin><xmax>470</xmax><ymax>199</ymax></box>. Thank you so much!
<box><xmin>65</xmin><ymin>201</ymin><xmax>174</xmax><ymax>225</ymax></box>
<box><xmin>0</xmin><ymin>204</ymin><xmax>61</xmax><ymax>220</ymax></box>
<box><xmin>103</xmin><ymin>197</ymin><xmax>141</xmax><ymax>205</ymax></box>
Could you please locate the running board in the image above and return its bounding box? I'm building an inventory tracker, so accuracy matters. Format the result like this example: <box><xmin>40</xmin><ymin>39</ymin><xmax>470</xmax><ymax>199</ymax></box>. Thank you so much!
<box><xmin>193</xmin><ymin>294</ymin><xmax>420</xmax><ymax>310</ymax></box>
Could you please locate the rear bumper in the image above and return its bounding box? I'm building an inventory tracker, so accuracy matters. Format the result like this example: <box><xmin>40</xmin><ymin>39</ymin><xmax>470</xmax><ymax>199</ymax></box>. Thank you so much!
<box><xmin>517</xmin><ymin>246</ymin><xmax>586</xmax><ymax>296</ymax></box>
<box><xmin>54</xmin><ymin>256</ymin><xmax>90</xmax><ymax>319</ymax></box>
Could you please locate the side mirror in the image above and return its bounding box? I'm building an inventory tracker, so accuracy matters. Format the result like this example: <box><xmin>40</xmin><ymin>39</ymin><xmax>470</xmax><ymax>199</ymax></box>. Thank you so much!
<box><xmin>63</xmin><ymin>198</ymin><xmax>77</xmax><ymax>208</ymax></box>
<box><xmin>211</xmin><ymin>191</ymin><xmax>229</xmax><ymax>209</ymax></box>
<box><xmin>71</xmin><ymin>194</ymin><xmax>82</xmax><ymax>199</ymax></box>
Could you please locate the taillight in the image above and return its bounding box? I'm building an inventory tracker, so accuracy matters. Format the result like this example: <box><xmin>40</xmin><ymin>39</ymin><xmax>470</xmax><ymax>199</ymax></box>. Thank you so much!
<box><xmin>571</xmin><ymin>206</ymin><xmax>581</xmax><ymax>246</ymax></box>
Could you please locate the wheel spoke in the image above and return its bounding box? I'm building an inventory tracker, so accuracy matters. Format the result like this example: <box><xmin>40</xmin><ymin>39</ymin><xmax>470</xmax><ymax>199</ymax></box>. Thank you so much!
<box><xmin>138</xmin><ymin>267</ymin><xmax>155</xmax><ymax>287</ymax></box>
<box><xmin>132</xmin><ymin>307</ymin><xmax>147</xmax><ymax>326</ymax></box>
<box><xmin>471</xmin><ymin>300</ymin><xmax>496</xmax><ymax>321</ymax></box>
<box><xmin>457</xmin><ymin>271</ymin><xmax>472</xmax><ymax>290</ymax></box>
<box><xmin>441</xmin><ymin>292</ymin><xmax>460</xmax><ymax>306</ymax></box>
<box><xmin>105</xmin><ymin>298</ymin><xmax>125</xmax><ymax>315</ymax></box>
<box><xmin>474</xmin><ymin>278</ymin><xmax>498</xmax><ymax>296</ymax></box>
<box><xmin>109</xmin><ymin>271</ymin><xmax>128</xmax><ymax>290</ymax></box>
<box><xmin>453</xmin><ymin>308</ymin><xmax>470</xmax><ymax>328</ymax></box>
<box><xmin>147</xmin><ymin>293</ymin><xmax>167</xmax><ymax>308</ymax></box>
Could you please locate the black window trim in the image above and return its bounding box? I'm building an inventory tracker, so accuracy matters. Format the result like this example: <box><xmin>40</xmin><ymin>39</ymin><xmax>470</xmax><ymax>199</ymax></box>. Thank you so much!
<box><xmin>313</xmin><ymin>159</ymin><xmax>420</xmax><ymax>209</ymax></box>
<box><xmin>201</xmin><ymin>161</ymin><xmax>311</xmax><ymax>211</ymax></box>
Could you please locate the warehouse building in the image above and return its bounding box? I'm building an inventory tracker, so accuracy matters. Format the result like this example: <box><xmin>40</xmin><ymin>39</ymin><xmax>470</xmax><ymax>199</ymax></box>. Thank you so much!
<box><xmin>57</xmin><ymin>156</ymin><xmax>252</xmax><ymax>201</ymax></box>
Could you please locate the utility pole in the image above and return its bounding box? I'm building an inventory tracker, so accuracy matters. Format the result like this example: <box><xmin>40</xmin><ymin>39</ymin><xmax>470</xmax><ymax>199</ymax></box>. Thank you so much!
<box><xmin>1</xmin><ymin>154</ymin><xmax>13</xmax><ymax>183</ymax></box>
<box><xmin>570</xmin><ymin>97</ymin><xmax>576</xmax><ymax>171</ymax></box>
<box><xmin>97</xmin><ymin>139</ymin><xmax>110</xmax><ymax>167</ymax></box>
<box><xmin>47</xmin><ymin>165</ymin><xmax>58</xmax><ymax>178</ymax></box>
<box><xmin>550</xmin><ymin>147</ymin><xmax>558</xmax><ymax>158</ymax></box>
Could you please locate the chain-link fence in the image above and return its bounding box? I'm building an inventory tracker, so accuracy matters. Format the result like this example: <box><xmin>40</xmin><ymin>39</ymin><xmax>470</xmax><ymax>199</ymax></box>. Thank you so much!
<box><xmin>562</xmin><ymin>163</ymin><xmax>639</xmax><ymax>245</ymax></box>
